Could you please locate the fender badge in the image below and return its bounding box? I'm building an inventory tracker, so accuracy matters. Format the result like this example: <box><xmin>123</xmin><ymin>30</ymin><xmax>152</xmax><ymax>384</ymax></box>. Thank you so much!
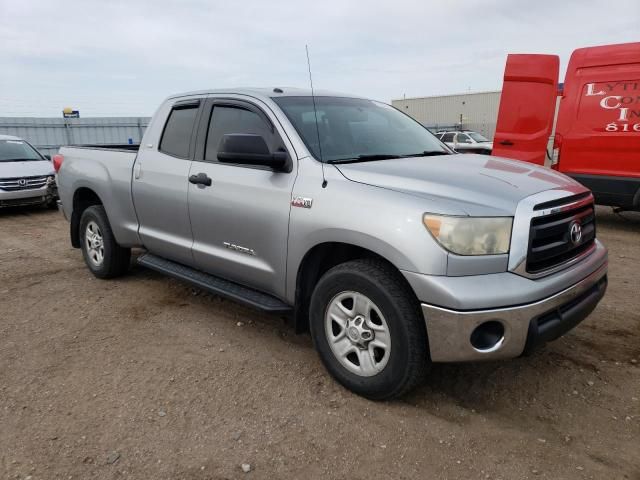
<box><xmin>223</xmin><ymin>242</ymin><xmax>256</xmax><ymax>256</ymax></box>
<box><xmin>291</xmin><ymin>196</ymin><xmax>313</xmax><ymax>209</ymax></box>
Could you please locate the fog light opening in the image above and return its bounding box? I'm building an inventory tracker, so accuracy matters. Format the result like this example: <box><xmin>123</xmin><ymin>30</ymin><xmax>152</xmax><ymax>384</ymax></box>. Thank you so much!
<box><xmin>470</xmin><ymin>321</ymin><xmax>505</xmax><ymax>352</ymax></box>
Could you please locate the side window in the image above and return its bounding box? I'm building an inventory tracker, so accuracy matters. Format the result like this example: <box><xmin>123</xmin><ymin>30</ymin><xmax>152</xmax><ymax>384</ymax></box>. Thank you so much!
<box><xmin>159</xmin><ymin>104</ymin><xmax>199</xmax><ymax>158</ymax></box>
<box><xmin>456</xmin><ymin>133</ymin><xmax>471</xmax><ymax>144</ymax></box>
<box><xmin>205</xmin><ymin>106</ymin><xmax>276</xmax><ymax>162</ymax></box>
<box><xmin>442</xmin><ymin>133</ymin><xmax>455</xmax><ymax>142</ymax></box>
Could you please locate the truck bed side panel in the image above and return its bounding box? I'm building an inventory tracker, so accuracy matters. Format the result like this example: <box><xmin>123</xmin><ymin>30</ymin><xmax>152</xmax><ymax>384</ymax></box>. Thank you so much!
<box><xmin>58</xmin><ymin>147</ymin><xmax>141</xmax><ymax>247</ymax></box>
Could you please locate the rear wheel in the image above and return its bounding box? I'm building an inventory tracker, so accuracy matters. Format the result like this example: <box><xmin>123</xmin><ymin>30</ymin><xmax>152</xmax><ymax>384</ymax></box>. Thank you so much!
<box><xmin>79</xmin><ymin>205</ymin><xmax>130</xmax><ymax>279</ymax></box>
<box><xmin>309</xmin><ymin>259</ymin><xmax>429</xmax><ymax>400</ymax></box>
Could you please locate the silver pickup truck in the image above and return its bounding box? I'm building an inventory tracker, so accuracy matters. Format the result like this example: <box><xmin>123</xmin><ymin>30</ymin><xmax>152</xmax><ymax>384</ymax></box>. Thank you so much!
<box><xmin>57</xmin><ymin>88</ymin><xmax>608</xmax><ymax>399</ymax></box>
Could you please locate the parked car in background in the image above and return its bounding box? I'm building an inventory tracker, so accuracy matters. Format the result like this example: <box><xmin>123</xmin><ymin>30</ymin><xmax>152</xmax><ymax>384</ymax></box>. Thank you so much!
<box><xmin>0</xmin><ymin>134</ymin><xmax>58</xmax><ymax>208</ymax></box>
<box><xmin>438</xmin><ymin>130</ymin><xmax>493</xmax><ymax>154</ymax></box>
<box><xmin>56</xmin><ymin>88</ymin><xmax>607</xmax><ymax>400</ymax></box>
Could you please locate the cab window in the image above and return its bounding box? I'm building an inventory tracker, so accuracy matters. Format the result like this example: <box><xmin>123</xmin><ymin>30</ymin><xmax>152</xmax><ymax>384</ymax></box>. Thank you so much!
<box><xmin>159</xmin><ymin>104</ymin><xmax>199</xmax><ymax>158</ymax></box>
<box><xmin>441</xmin><ymin>133</ymin><xmax>455</xmax><ymax>142</ymax></box>
<box><xmin>204</xmin><ymin>105</ymin><xmax>280</xmax><ymax>162</ymax></box>
<box><xmin>456</xmin><ymin>133</ymin><xmax>472</xmax><ymax>144</ymax></box>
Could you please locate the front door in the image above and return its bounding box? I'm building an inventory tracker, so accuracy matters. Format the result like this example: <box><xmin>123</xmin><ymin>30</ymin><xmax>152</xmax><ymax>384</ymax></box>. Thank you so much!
<box><xmin>187</xmin><ymin>98</ymin><xmax>296</xmax><ymax>299</ymax></box>
<box><xmin>492</xmin><ymin>54</ymin><xmax>559</xmax><ymax>165</ymax></box>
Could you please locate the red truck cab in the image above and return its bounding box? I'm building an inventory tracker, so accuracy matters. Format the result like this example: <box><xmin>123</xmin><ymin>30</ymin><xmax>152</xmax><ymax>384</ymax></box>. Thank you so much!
<box><xmin>493</xmin><ymin>42</ymin><xmax>640</xmax><ymax>210</ymax></box>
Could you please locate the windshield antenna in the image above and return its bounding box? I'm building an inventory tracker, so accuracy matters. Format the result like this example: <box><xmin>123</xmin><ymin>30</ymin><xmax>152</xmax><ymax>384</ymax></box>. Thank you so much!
<box><xmin>306</xmin><ymin>44</ymin><xmax>327</xmax><ymax>188</ymax></box>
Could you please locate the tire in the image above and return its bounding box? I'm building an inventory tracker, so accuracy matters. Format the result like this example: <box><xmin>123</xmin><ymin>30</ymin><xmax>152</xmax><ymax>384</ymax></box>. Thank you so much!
<box><xmin>309</xmin><ymin>259</ymin><xmax>429</xmax><ymax>400</ymax></box>
<box><xmin>79</xmin><ymin>205</ymin><xmax>131</xmax><ymax>279</ymax></box>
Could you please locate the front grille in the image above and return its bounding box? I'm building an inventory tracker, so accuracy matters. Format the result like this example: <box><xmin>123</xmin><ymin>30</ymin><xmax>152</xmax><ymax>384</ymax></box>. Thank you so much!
<box><xmin>0</xmin><ymin>175</ymin><xmax>49</xmax><ymax>191</ymax></box>
<box><xmin>526</xmin><ymin>199</ymin><xmax>596</xmax><ymax>274</ymax></box>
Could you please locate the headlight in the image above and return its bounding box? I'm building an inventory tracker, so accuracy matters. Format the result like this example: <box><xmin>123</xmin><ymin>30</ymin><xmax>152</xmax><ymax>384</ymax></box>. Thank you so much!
<box><xmin>423</xmin><ymin>214</ymin><xmax>512</xmax><ymax>255</ymax></box>
<box><xmin>46</xmin><ymin>175</ymin><xmax>55</xmax><ymax>185</ymax></box>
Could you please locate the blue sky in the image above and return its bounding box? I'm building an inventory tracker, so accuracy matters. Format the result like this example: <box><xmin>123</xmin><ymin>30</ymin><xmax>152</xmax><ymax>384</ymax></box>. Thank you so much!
<box><xmin>1</xmin><ymin>0</ymin><xmax>638</xmax><ymax>116</ymax></box>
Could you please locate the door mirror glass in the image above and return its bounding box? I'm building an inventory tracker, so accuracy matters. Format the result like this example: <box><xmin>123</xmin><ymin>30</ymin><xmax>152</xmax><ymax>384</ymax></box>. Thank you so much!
<box><xmin>217</xmin><ymin>134</ymin><xmax>288</xmax><ymax>170</ymax></box>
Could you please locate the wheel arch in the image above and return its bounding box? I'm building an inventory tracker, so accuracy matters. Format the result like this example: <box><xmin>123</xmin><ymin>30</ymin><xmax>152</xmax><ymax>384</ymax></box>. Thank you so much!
<box><xmin>70</xmin><ymin>187</ymin><xmax>104</xmax><ymax>248</ymax></box>
<box><xmin>292</xmin><ymin>241</ymin><xmax>419</xmax><ymax>334</ymax></box>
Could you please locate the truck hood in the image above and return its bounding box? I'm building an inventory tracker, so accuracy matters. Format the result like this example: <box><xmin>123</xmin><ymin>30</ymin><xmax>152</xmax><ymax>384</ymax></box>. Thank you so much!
<box><xmin>335</xmin><ymin>154</ymin><xmax>583</xmax><ymax>216</ymax></box>
<box><xmin>0</xmin><ymin>160</ymin><xmax>54</xmax><ymax>179</ymax></box>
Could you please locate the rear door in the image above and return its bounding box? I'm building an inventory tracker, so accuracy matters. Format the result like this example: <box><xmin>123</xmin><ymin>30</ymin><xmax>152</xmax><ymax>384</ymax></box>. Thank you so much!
<box><xmin>555</xmin><ymin>42</ymin><xmax>640</xmax><ymax>208</ymax></box>
<box><xmin>187</xmin><ymin>97</ymin><xmax>296</xmax><ymax>299</ymax></box>
<box><xmin>492</xmin><ymin>54</ymin><xmax>559</xmax><ymax>165</ymax></box>
<box><xmin>132</xmin><ymin>98</ymin><xmax>202</xmax><ymax>265</ymax></box>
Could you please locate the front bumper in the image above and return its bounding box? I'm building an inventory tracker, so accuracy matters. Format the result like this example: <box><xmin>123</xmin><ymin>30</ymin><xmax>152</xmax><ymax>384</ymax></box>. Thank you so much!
<box><xmin>0</xmin><ymin>184</ymin><xmax>57</xmax><ymax>208</ymax></box>
<box><xmin>420</xmin><ymin>261</ymin><xmax>607</xmax><ymax>362</ymax></box>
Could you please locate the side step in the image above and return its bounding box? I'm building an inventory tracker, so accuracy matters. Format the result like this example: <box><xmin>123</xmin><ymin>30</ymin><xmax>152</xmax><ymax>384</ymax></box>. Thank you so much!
<box><xmin>137</xmin><ymin>253</ymin><xmax>292</xmax><ymax>313</ymax></box>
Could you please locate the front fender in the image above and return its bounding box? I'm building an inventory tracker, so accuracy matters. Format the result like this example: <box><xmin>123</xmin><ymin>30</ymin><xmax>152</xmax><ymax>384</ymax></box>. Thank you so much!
<box><xmin>285</xmin><ymin>165</ymin><xmax>449</xmax><ymax>302</ymax></box>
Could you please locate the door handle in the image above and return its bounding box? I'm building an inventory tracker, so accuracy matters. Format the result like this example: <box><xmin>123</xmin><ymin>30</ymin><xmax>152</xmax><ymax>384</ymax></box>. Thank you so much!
<box><xmin>499</xmin><ymin>140</ymin><xmax>514</xmax><ymax>146</ymax></box>
<box><xmin>189</xmin><ymin>173</ymin><xmax>212</xmax><ymax>187</ymax></box>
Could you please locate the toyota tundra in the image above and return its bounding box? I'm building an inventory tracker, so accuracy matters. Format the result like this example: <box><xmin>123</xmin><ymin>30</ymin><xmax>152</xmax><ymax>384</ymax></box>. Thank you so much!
<box><xmin>55</xmin><ymin>88</ymin><xmax>608</xmax><ymax>399</ymax></box>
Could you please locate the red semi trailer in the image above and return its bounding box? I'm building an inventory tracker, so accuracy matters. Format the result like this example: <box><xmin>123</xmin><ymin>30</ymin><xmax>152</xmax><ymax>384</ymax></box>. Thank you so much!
<box><xmin>492</xmin><ymin>42</ymin><xmax>640</xmax><ymax>211</ymax></box>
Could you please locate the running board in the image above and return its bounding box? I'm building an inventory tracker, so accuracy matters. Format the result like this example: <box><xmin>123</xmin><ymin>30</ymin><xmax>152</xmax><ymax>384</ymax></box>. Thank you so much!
<box><xmin>137</xmin><ymin>253</ymin><xmax>292</xmax><ymax>313</ymax></box>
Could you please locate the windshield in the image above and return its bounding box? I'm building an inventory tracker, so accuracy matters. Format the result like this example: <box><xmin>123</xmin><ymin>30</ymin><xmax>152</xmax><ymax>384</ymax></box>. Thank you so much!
<box><xmin>468</xmin><ymin>132</ymin><xmax>490</xmax><ymax>143</ymax></box>
<box><xmin>0</xmin><ymin>139</ymin><xmax>44</xmax><ymax>162</ymax></box>
<box><xmin>273</xmin><ymin>96</ymin><xmax>450</xmax><ymax>162</ymax></box>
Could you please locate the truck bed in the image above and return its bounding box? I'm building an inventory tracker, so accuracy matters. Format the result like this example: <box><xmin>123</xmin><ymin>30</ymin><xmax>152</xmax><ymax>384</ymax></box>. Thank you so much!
<box><xmin>64</xmin><ymin>144</ymin><xmax>141</xmax><ymax>152</ymax></box>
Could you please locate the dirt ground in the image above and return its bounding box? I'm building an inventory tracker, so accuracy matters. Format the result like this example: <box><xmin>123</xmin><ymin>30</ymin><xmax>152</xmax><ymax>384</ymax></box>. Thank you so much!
<box><xmin>0</xmin><ymin>206</ymin><xmax>638</xmax><ymax>480</ymax></box>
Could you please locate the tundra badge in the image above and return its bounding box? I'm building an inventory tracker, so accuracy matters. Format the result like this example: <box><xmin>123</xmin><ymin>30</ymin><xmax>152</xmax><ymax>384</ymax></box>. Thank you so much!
<box><xmin>223</xmin><ymin>242</ymin><xmax>256</xmax><ymax>256</ymax></box>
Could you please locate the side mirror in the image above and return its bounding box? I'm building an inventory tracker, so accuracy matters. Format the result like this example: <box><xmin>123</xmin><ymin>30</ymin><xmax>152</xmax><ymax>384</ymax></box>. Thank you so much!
<box><xmin>217</xmin><ymin>134</ymin><xmax>289</xmax><ymax>171</ymax></box>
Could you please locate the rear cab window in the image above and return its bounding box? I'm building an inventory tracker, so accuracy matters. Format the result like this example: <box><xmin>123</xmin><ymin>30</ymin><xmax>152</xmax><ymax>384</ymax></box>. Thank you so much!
<box><xmin>159</xmin><ymin>102</ymin><xmax>200</xmax><ymax>158</ymax></box>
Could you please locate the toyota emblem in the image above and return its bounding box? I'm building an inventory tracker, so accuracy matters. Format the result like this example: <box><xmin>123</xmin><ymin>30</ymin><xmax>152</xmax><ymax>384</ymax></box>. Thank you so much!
<box><xmin>18</xmin><ymin>178</ymin><xmax>27</xmax><ymax>187</ymax></box>
<box><xmin>569</xmin><ymin>221</ymin><xmax>583</xmax><ymax>245</ymax></box>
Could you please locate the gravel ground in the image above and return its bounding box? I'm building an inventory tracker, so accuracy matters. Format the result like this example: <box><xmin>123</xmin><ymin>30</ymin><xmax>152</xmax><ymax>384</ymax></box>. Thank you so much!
<box><xmin>0</xmin><ymin>206</ymin><xmax>638</xmax><ymax>480</ymax></box>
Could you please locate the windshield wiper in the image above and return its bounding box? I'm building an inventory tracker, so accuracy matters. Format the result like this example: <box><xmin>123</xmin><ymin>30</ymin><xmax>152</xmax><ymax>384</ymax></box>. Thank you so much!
<box><xmin>400</xmin><ymin>150</ymin><xmax>451</xmax><ymax>157</ymax></box>
<box><xmin>328</xmin><ymin>154</ymin><xmax>403</xmax><ymax>164</ymax></box>
<box><xmin>327</xmin><ymin>150</ymin><xmax>451</xmax><ymax>164</ymax></box>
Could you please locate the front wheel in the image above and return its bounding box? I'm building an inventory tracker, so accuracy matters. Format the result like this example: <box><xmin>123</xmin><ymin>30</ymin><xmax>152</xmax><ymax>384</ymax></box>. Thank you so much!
<box><xmin>309</xmin><ymin>259</ymin><xmax>430</xmax><ymax>400</ymax></box>
<box><xmin>79</xmin><ymin>205</ymin><xmax>131</xmax><ymax>279</ymax></box>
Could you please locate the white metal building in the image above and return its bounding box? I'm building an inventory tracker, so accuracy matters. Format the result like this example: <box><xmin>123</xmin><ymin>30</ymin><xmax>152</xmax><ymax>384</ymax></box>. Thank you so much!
<box><xmin>392</xmin><ymin>91</ymin><xmax>501</xmax><ymax>140</ymax></box>
<box><xmin>0</xmin><ymin>117</ymin><xmax>150</xmax><ymax>157</ymax></box>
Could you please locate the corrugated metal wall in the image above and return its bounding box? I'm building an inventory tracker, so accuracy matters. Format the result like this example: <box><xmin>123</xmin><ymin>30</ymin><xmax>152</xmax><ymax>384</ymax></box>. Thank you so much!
<box><xmin>392</xmin><ymin>91</ymin><xmax>501</xmax><ymax>139</ymax></box>
<box><xmin>0</xmin><ymin>117</ymin><xmax>151</xmax><ymax>157</ymax></box>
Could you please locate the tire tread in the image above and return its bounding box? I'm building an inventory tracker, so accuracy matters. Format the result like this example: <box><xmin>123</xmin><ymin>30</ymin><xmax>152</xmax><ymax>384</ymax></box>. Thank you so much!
<box><xmin>311</xmin><ymin>258</ymin><xmax>429</xmax><ymax>400</ymax></box>
<box><xmin>80</xmin><ymin>205</ymin><xmax>130</xmax><ymax>279</ymax></box>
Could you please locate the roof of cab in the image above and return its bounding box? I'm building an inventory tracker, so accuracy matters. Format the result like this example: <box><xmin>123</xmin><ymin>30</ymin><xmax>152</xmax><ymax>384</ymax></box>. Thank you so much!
<box><xmin>166</xmin><ymin>87</ymin><xmax>369</xmax><ymax>102</ymax></box>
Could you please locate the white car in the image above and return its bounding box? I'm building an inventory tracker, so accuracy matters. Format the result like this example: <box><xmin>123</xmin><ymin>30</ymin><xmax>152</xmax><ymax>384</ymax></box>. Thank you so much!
<box><xmin>437</xmin><ymin>131</ymin><xmax>493</xmax><ymax>154</ymax></box>
<box><xmin>0</xmin><ymin>134</ymin><xmax>58</xmax><ymax>208</ymax></box>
